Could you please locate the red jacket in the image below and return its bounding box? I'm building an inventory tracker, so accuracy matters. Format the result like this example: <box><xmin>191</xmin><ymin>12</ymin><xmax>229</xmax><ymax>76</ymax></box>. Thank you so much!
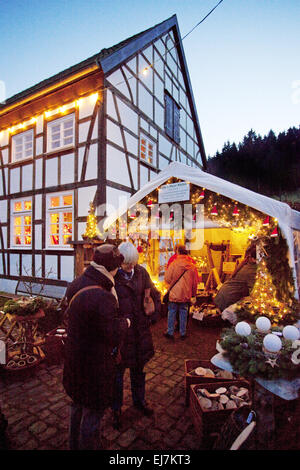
<box><xmin>165</xmin><ymin>255</ymin><xmax>199</xmax><ymax>303</ymax></box>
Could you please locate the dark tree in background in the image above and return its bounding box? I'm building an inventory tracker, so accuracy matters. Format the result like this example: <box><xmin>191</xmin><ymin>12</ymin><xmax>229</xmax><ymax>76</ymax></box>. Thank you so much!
<box><xmin>207</xmin><ymin>126</ymin><xmax>300</xmax><ymax>207</ymax></box>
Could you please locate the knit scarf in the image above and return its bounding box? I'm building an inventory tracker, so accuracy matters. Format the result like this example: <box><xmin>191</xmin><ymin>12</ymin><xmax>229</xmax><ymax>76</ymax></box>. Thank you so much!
<box><xmin>90</xmin><ymin>261</ymin><xmax>118</xmax><ymax>305</ymax></box>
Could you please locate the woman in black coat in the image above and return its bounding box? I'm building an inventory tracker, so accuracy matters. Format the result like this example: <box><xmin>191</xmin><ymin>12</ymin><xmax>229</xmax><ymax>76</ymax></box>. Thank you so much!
<box><xmin>112</xmin><ymin>242</ymin><xmax>159</xmax><ymax>429</ymax></box>
<box><xmin>63</xmin><ymin>244</ymin><xmax>129</xmax><ymax>450</ymax></box>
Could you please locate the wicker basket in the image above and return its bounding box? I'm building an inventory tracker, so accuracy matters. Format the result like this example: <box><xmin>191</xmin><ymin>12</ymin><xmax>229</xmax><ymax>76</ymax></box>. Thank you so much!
<box><xmin>184</xmin><ymin>359</ymin><xmax>240</xmax><ymax>406</ymax></box>
<box><xmin>190</xmin><ymin>380</ymin><xmax>251</xmax><ymax>447</ymax></box>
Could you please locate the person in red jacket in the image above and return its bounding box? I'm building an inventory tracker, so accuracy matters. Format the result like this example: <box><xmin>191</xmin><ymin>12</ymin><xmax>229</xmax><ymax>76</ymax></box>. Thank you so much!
<box><xmin>164</xmin><ymin>245</ymin><xmax>199</xmax><ymax>340</ymax></box>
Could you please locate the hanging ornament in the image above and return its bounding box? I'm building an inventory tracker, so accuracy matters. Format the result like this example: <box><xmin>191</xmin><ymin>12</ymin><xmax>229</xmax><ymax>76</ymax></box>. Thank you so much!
<box><xmin>193</xmin><ymin>213</ymin><xmax>196</xmax><ymax>221</ymax></box>
<box><xmin>199</xmin><ymin>190</ymin><xmax>205</xmax><ymax>200</ymax></box>
<box><xmin>270</xmin><ymin>226</ymin><xmax>278</xmax><ymax>237</ymax></box>
<box><xmin>170</xmin><ymin>211</ymin><xmax>174</xmax><ymax>221</ymax></box>
<box><xmin>232</xmin><ymin>205</ymin><xmax>239</xmax><ymax>217</ymax></box>
<box><xmin>263</xmin><ymin>216</ymin><xmax>270</xmax><ymax>226</ymax></box>
<box><xmin>147</xmin><ymin>199</ymin><xmax>153</xmax><ymax>207</ymax></box>
<box><xmin>211</xmin><ymin>205</ymin><xmax>218</xmax><ymax>216</ymax></box>
<box><xmin>129</xmin><ymin>212</ymin><xmax>136</xmax><ymax>219</ymax></box>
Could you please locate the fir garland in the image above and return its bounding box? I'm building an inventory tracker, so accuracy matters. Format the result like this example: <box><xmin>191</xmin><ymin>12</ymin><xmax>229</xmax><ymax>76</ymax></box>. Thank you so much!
<box><xmin>220</xmin><ymin>326</ymin><xmax>299</xmax><ymax>380</ymax></box>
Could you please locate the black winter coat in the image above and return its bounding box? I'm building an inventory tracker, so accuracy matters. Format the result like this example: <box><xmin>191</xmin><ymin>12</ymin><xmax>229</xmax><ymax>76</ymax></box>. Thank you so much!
<box><xmin>63</xmin><ymin>266</ymin><xmax>128</xmax><ymax>411</ymax></box>
<box><xmin>115</xmin><ymin>265</ymin><xmax>156</xmax><ymax>369</ymax></box>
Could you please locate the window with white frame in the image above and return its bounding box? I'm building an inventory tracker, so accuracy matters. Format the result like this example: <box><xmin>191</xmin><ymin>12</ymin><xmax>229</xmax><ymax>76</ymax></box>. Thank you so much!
<box><xmin>11</xmin><ymin>199</ymin><xmax>32</xmax><ymax>246</ymax></box>
<box><xmin>12</xmin><ymin>129</ymin><xmax>33</xmax><ymax>162</ymax></box>
<box><xmin>140</xmin><ymin>133</ymin><xmax>156</xmax><ymax>166</ymax></box>
<box><xmin>47</xmin><ymin>192</ymin><xmax>73</xmax><ymax>248</ymax></box>
<box><xmin>47</xmin><ymin>114</ymin><xmax>75</xmax><ymax>152</ymax></box>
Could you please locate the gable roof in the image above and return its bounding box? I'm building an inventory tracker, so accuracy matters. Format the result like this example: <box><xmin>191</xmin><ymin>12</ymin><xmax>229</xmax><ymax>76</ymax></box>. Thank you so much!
<box><xmin>103</xmin><ymin>161</ymin><xmax>300</xmax><ymax>231</ymax></box>
<box><xmin>0</xmin><ymin>15</ymin><xmax>207</xmax><ymax>167</ymax></box>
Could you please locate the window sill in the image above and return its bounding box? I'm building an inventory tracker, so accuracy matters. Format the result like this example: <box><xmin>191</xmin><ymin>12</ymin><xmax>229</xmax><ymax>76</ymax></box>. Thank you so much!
<box><xmin>45</xmin><ymin>145</ymin><xmax>75</xmax><ymax>157</ymax></box>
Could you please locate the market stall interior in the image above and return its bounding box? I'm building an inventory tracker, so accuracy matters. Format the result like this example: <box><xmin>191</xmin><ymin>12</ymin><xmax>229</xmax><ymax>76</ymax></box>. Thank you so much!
<box><xmin>102</xmin><ymin>162</ymin><xmax>300</xmax><ymax>327</ymax></box>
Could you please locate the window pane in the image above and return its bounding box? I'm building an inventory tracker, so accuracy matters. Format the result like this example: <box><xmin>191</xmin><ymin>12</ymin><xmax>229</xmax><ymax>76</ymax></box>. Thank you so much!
<box><xmin>64</xmin><ymin>120</ymin><xmax>73</xmax><ymax>129</ymax></box>
<box><xmin>50</xmin><ymin>197</ymin><xmax>60</xmax><ymax>208</ymax></box>
<box><xmin>24</xmin><ymin>201</ymin><xmax>32</xmax><ymax>211</ymax></box>
<box><xmin>14</xmin><ymin>226</ymin><xmax>21</xmax><ymax>235</ymax></box>
<box><xmin>14</xmin><ymin>216</ymin><xmax>22</xmax><ymax>225</ymax></box>
<box><xmin>50</xmin><ymin>235</ymin><xmax>59</xmax><ymax>245</ymax></box>
<box><xmin>24</xmin><ymin>216</ymin><xmax>31</xmax><ymax>225</ymax></box>
<box><xmin>50</xmin><ymin>213</ymin><xmax>59</xmax><ymax>224</ymax></box>
<box><xmin>63</xmin><ymin>195</ymin><xmax>72</xmax><ymax>206</ymax></box>
<box><xmin>25</xmin><ymin>236</ymin><xmax>31</xmax><ymax>245</ymax></box>
<box><xmin>63</xmin><ymin>234</ymin><xmax>72</xmax><ymax>245</ymax></box>
<box><xmin>14</xmin><ymin>202</ymin><xmax>22</xmax><ymax>212</ymax></box>
<box><xmin>15</xmin><ymin>236</ymin><xmax>21</xmax><ymax>245</ymax></box>
<box><xmin>63</xmin><ymin>212</ymin><xmax>72</xmax><ymax>222</ymax></box>
<box><xmin>50</xmin><ymin>224</ymin><xmax>59</xmax><ymax>234</ymax></box>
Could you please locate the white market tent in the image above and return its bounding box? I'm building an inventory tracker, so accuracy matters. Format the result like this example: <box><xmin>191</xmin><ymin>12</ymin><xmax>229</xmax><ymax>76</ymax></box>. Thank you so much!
<box><xmin>103</xmin><ymin>161</ymin><xmax>300</xmax><ymax>297</ymax></box>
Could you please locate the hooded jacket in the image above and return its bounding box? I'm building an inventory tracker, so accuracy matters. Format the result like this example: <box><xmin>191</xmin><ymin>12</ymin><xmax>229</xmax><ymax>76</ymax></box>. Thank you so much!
<box><xmin>164</xmin><ymin>255</ymin><xmax>199</xmax><ymax>303</ymax></box>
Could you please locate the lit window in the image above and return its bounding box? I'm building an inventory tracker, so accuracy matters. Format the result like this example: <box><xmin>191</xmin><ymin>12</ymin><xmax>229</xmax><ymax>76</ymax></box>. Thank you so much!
<box><xmin>140</xmin><ymin>134</ymin><xmax>156</xmax><ymax>166</ymax></box>
<box><xmin>47</xmin><ymin>114</ymin><xmax>75</xmax><ymax>152</ymax></box>
<box><xmin>11</xmin><ymin>199</ymin><xmax>32</xmax><ymax>247</ymax></box>
<box><xmin>47</xmin><ymin>192</ymin><xmax>73</xmax><ymax>248</ymax></box>
<box><xmin>12</xmin><ymin>129</ymin><xmax>33</xmax><ymax>162</ymax></box>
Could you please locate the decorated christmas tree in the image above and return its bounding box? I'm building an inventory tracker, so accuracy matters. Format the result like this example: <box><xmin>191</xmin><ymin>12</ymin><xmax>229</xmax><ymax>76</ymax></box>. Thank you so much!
<box><xmin>82</xmin><ymin>202</ymin><xmax>101</xmax><ymax>240</ymax></box>
<box><xmin>236</xmin><ymin>234</ymin><xmax>299</xmax><ymax>325</ymax></box>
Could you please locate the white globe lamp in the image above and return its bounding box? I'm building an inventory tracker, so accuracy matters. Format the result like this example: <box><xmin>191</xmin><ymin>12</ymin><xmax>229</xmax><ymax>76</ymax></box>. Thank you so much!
<box><xmin>263</xmin><ymin>334</ymin><xmax>282</xmax><ymax>353</ymax></box>
<box><xmin>256</xmin><ymin>316</ymin><xmax>271</xmax><ymax>332</ymax></box>
<box><xmin>235</xmin><ymin>321</ymin><xmax>251</xmax><ymax>337</ymax></box>
<box><xmin>282</xmin><ymin>325</ymin><xmax>300</xmax><ymax>341</ymax></box>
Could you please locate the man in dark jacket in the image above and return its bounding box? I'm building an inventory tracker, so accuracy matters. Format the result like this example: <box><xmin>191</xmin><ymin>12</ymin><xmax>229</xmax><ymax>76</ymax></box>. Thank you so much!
<box><xmin>63</xmin><ymin>244</ymin><xmax>129</xmax><ymax>450</ymax></box>
<box><xmin>112</xmin><ymin>242</ymin><xmax>158</xmax><ymax>430</ymax></box>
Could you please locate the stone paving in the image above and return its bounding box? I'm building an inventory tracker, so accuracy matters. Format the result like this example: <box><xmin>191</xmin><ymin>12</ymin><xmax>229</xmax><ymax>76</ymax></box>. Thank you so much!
<box><xmin>0</xmin><ymin>317</ymin><xmax>223</xmax><ymax>451</ymax></box>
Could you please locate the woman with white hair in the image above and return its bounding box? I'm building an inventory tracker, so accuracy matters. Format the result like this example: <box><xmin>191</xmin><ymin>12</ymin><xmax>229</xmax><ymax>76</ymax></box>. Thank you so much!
<box><xmin>112</xmin><ymin>241</ymin><xmax>159</xmax><ymax>430</ymax></box>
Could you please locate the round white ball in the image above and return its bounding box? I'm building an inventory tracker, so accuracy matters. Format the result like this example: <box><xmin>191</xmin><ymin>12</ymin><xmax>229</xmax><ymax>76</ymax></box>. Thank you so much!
<box><xmin>263</xmin><ymin>334</ymin><xmax>282</xmax><ymax>353</ymax></box>
<box><xmin>256</xmin><ymin>316</ymin><xmax>271</xmax><ymax>332</ymax></box>
<box><xmin>235</xmin><ymin>321</ymin><xmax>251</xmax><ymax>337</ymax></box>
<box><xmin>282</xmin><ymin>325</ymin><xmax>300</xmax><ymax>341</ymax></box>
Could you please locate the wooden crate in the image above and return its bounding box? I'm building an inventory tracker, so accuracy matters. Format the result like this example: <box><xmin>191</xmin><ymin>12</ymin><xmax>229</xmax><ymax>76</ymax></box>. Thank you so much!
<box><xmin>184</xmin><ymin>359</ymin><xmax>239</xmax><ymax>406</ymax></box>
<box><xmin>190</xmin><ymin>380</ymin><xmax>251</xmax><ymax>446</ymax></box>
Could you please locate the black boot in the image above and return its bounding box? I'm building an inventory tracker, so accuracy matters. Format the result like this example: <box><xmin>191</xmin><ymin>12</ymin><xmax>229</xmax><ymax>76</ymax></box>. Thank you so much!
<box><xmin>112</xmin><ymin>410</ymin><xmax>121</xmax><ymax>430</ymax></box>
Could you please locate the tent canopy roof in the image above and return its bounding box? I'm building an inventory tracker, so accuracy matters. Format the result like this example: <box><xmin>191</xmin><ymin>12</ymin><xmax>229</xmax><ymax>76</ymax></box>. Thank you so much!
<box><xmin>103</xmin><ymin>162</ymin><xmax>300</xmax><ymax>231</ymax></box>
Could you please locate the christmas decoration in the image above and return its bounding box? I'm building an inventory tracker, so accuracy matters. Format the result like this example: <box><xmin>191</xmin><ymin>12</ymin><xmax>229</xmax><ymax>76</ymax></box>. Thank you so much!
<box><xmin>263</xmin><ymin>334</ymin><xmax>282</xmax><ymax>353</ymax></box>
<box><xmin>282</xmin><ymin>325</ymin><xmax>300</xmax><ymax>341</ymax></box>
<box><xmin>3</xmin><ymin>297</ymin><xmax>48</xmax><ymax>317</ymax></box>
<box><xmin>220</xmin><ymin>324</ymin><xmax>299</xmax><ymax>379</ymax></box>
<box><xmin>235</xmin><ymin>321</ymin><xmax>252</xmax><ymax>337</ymax></box>
<box><xmin>211</xmin><ymin>205</ymin><xmax>218</xmax><ymax>216</ymax></box>
<box><xmin>255</xmin><ymin>316</ymin><xmax>271</xmax><ymax>332</ymax></box>
<box><xmin>82</xmin><ymin>202</ymin><xmax>101</xmax><ymax>240</ymax></box>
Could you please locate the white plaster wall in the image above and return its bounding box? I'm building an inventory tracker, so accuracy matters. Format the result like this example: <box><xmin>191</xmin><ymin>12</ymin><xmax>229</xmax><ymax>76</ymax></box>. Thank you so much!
<box><xmin>77</xmin><ymin>185</ymin><xmax>97</xmax><ymax>217</ymax></box>
<box><xmin>61</xmin><ymin>153</ymin><xmax>75</xmax><ymax>185</ymax></box>
<box><xmin>35</xmin><ymin>158</ymin><xmax>43</xmax><ymax>189</ymax></box>
<box><xmin>45</xmin><ymin>157</ymin><xmax>58</xmax><ymax>187</ymax></box>
<box><xmin>22</xmin><ymin>164</ymin><xmax>33</xmax><ymax>192</ymax></box>
<box><xmin>10</xmin><ymin>167</ymin><xmax>20</xmax><ymax>194</ymax></box>
<box><xmin>85</xmin><ymin>144</ymin><xmax>98</xmax><ymax>181</ymax></box>
<box><xmin>107</xmin><ymin>144</ymin><xmax>131</xmax><ymax>188</ymax></box>
<box><xmin>60</xmin><ymin>255</ymin><xmax>74</xmax><ymax>281</ymax></box>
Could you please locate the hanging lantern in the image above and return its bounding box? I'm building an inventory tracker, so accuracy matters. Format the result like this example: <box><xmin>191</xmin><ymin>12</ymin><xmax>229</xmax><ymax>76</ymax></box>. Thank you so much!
<box><xmin>232</xmin><ymin>205</ymin><xmax>239</xmax><ymax>216</ymax></box>
<box><xmin>270</xmin><ymin>226</ymin><xmax>278</xmax><ymax>237</ymax></box>
<box><xmin>211</xmin><ymin>205</ymin><xmax>218</xmax><ymax>216</ymax></box>
<box><xmin>263</xmin><ymin>216</ymin><xmax>270</xmax><ymax>226</ymax></box>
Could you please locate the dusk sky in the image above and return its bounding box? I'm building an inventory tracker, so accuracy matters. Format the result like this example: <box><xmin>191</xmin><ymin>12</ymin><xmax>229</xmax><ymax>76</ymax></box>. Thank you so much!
<box><xmin>1</xmin><ymin>0</ymin><xmax>299</xmax><ymax>157</ymax></box>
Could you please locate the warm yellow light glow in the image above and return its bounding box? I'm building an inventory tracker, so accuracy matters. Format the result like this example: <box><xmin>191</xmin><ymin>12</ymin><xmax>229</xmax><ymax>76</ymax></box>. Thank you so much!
<box><xmin>89</xmin><ymin>92</ymin><xmax>99</xmax><ymax>103</ymax></box>
<box><xmin>142</xmin><ymin>67</ymin><xmax>149</xmax><ymax>76</ymax></box>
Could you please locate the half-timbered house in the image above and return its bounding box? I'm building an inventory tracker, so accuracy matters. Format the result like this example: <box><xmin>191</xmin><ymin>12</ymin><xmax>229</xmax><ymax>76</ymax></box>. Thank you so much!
<box><xmin>0</xmin><ymin>14</ymin><xmax>207</xmax><ymax>294</ymax></box>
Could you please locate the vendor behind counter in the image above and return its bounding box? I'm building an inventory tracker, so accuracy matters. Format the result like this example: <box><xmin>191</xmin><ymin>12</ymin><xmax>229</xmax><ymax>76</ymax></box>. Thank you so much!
<box><xmin>214</xmin><ymin>244</ymin><xmax>257</xmax><ymax>312</ymax></box>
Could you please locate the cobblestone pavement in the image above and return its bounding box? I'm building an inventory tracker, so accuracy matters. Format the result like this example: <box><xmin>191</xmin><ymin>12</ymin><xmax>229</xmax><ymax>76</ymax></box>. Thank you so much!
<box><xmin>0</xmin><ymin>317</ymin><xmax>223</xmax><ymax>451</ymax></box>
